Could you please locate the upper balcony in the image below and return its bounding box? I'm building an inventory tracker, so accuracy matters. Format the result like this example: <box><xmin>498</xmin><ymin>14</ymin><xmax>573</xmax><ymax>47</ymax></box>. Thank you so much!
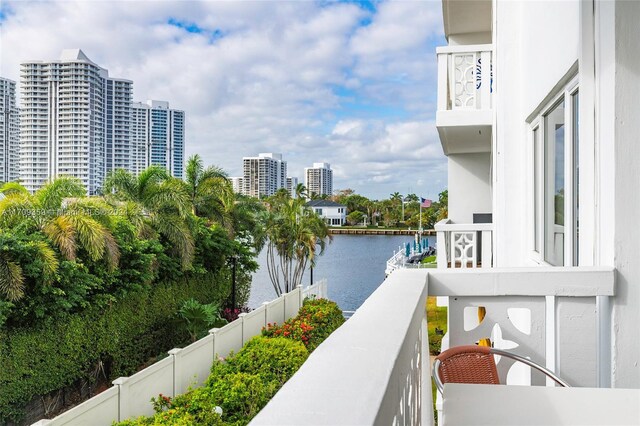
<box><xmin>436</xmin><ymin>44</ymin><xmax>493</xmax><ymax>155</ymax></box>
<box><xmin>435</xmin><ymin>218</ymin><xmax>492</xmax><ymax>269</ymax></box>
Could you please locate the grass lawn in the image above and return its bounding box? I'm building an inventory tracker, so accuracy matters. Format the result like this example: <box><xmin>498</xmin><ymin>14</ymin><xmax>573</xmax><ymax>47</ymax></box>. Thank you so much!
<box><xmin>426</xmin><ymin>296</ymin><xmax>447</xmax><ymax>355</ymax></box>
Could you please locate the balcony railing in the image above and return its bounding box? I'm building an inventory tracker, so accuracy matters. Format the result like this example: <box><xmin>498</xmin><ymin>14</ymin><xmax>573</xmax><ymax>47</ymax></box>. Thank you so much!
<box><xmin>436</xmin><ymin>44</ymin><xmax>493</xmax><ymax>112</ymax></box>
<box><xmin>251</xmin><ymin>267</ymin><xmax>614</xmax><ymax>425</ymax></box>
<box><xmin>435</xmin><ymin>219</ymin><xmax>492</xmax><ymax>269</ymax></box>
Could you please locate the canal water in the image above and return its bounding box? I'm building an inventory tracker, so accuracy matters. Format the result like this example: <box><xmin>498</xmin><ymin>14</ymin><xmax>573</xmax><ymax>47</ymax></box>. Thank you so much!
<box><xmin>248</xmin><ymin>234</ymin><xmax>436</xmax><ymax>311</ymax></box>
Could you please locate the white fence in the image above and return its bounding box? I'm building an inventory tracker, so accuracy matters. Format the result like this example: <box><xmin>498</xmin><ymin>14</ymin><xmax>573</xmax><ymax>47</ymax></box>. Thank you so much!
<box><xmin>34</xmin><ymin>280</ymin><xmax>328</xmax><ymax>426</ymax></box>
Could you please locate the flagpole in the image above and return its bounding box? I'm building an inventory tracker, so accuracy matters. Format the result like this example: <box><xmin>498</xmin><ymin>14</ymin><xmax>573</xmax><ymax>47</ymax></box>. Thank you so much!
<box><xmin>419</xmin><ymin>203</ymin><xmax>422</xmax><ymax>232</ymax></box>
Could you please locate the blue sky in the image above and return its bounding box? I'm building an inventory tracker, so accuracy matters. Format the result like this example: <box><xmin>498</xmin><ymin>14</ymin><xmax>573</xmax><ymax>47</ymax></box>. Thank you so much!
<box><xmin>1</xmin><ymin>0</ymin><xmax>447</xmax><ymax>200</ymax></box>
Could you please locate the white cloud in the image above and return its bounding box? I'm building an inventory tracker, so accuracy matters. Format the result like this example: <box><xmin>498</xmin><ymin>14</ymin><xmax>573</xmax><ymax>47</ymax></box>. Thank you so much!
<box><xmin>0</xmin><ymin>0</ymin><xmax>446</xmax><ymax>199</ymax></box>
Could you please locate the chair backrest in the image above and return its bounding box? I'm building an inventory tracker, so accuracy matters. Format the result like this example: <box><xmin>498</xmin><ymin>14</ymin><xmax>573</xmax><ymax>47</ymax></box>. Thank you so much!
<box><xmin>433</xmin><ymin>345</ymin><xmax>571</xmax><ymax>394</ymax></box>
<box><xmin>434</xmin><ymin>345</ymin><xmax>500</xmax><ymax>390</ymax></box>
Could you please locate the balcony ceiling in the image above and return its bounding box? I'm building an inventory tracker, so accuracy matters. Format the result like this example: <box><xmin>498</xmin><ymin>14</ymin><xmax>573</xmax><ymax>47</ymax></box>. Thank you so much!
<box><xmin>442</xmin><ymin>0</ymin><xmax>492</xmax><ymax>40</ymax></box>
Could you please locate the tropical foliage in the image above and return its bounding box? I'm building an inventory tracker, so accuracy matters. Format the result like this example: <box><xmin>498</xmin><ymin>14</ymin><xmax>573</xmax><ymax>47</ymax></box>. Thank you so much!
<box><xmin>116</xmin><ymin>299</ymin><xmax>343</xmax><ymax>426</ymax></box>
<box><xmin>264</xmin><ymin>190</ymin><xmax>331</xmax><ymax>296</ymax></box>
<box><xmin>332</xmin><ymin>188</ymin><xmax>448</xmax><ymax>229</ymax></box>
<box><xmin>0</xmin><ymin>156</ymin><xmax>265</xmax><ymax>423</ymax></box>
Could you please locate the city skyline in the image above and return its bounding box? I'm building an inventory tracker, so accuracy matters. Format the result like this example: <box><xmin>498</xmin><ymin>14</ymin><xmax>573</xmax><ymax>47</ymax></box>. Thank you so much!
<box><xmin>16</xmin><ymin>49</ymin><xmax>184</xmax><ymax>193</ymax></box>
<box><xmin>0</xmin><ymin>1</ymin><xmax>447</xmax><ymax>199</ymax></box>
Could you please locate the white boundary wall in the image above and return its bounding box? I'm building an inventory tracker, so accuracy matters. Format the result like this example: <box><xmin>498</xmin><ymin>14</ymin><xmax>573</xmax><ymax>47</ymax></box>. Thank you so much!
<box><xmin>34</xmin><ymin>280</ymin><xmax>328</xmax><ymax>426</ymax></box>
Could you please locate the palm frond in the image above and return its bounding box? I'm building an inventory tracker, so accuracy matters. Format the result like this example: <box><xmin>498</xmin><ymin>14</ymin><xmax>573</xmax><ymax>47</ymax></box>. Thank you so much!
<box><xmin>0</xmin><ymin>182</ymin><xmax>29</xmax><ymax>197</ymax></box>
<box><xmin>66</xmin><ymin>214</ymin><xmax>107</xmax><ymax>261</ymax></box>
<box><xmin>0</xmin><ymin>254</ymin><xmax>25</xmax><ymax>301</ymax></box>
<box><xmin>137</xmin><ymin>166</ymin><xmax>170</xmax><ymax>200</ymax></box>
<box><xmin>43</xmin><ymin>216</ymin><xmax>77</xmax><ymax>260</ymax></box>
<box><xmin>0</xmin><ymin>193</ymin><xmax>36</xmax><ymax>229</ymax></box>
<box><xmin>103</xmin><ymin>169</ymin><xmax>138</xmax><ymax>201</ymax></box>
<box><xmin>28</xmin><ymin>240</ymin><xmax>59</xmax><ymax>281</ymax></box>
<box><xmin>35</xmin><ymin>176</ymin><xmax>86</xmax><ymax>211</ymax></box>
<box><xmin>152</xmin><ymin>215</ymin><xmax>195</xmax><ymax>270</ymax></box>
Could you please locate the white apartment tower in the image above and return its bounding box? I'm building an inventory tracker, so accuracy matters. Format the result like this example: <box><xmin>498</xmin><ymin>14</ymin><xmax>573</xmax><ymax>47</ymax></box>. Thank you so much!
<box><xmin>20</xmin><ymin>49</ymin><xmax>132</xmax><ymax>194</ymax></box>
<box><xmin>132</xmin><ymin>100</ymin><xmax>185</xmax><ymax>179</ymax></box>
<box><xmin>286</xmin><ymin>176</ymin><xmax>298</xmax><ymax>198</ymax></box>
<box><xmin>304</xmin><ymin>162</ymin><xmax>332</xmax><ymax>197</ymax></box>
<box><xmin>230</xmin><ymin>177</ymin><xmax>243</xmax><ymax>194</ymax></box>
<box><xmin>242</xmin><ymin>153</ymin><xmax>287</xmax><ymax>198</ymax></box>
<box><xmin>0</xmin><ymin>77</ymin><xmax>19</xmax><ymax>183</ymax></box>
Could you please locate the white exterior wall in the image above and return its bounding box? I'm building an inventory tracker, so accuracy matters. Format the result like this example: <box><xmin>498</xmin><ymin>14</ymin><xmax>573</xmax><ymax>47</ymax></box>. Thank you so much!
<box><xmin>311</xmin><ymin>205</ymin><xmax>346</xmax><ymax>226</ymax></box>
<box><xmin>491</xmin><ymin>0</ymin><xmax>639</xmax><ymax>387</ymax></box>
<box><xmin>607</xmin><ymin>0</ymin><xmax>640</xmax><ymax>388</ymax></box>
<box><xmin>447</xmin><ymin>153</ymin><xmax>491</xmax><ymax>224</ymax></box>
<box><xmin>493</xmin><ymin>0</ymin><xmax>580</xmax><ymax>267</ymax></box>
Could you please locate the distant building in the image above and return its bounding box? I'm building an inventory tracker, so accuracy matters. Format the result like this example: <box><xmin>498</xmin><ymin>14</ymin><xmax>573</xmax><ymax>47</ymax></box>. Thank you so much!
<box><xmin>304</xmin><ymin>162</ymin><xmax>333</xmax><ymax>197</ymax></box>
<box><xmin>132</xmin><ymin>100</ymin><xmax>185</xmax><ymax>179</ymax></box>
<box><xmin>20</xmin><ymin>49</ymin><xmax>133</xmax><ymax>194</ymax></box>
<box><xmin>242</xmin><ymin>153</ymin><xmax>287</xmax><ymax>198</ymax></box>
<box><xmin>286</xmin><ymin>176</ymin><xmax>299</xmax><ymax>198</ymax></box>
<box><xmin>306</xmin><ymin>199</ymin><xmax>346</xmax><ymax>226</ymax></box>
<box><xmin>230</xmin><ymin>177</ymin><xmax>243</xmax><ymax>194</ymax></box>
<box><xmin>0</xmin><ymin>77</ymin><xmax>19</xmax><ymax>183</ymax></box>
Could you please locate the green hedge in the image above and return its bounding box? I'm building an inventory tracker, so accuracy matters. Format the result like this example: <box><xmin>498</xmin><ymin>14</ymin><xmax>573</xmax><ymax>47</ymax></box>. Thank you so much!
<box><xmin>0</xmin><ymin>272</ymin><xmax>233</xmax><ymax>423</ymax></box>
<box><xmin>117</xmin><ymin>299</ymin><xmax>345</xmax><ymax>426</ymax></box>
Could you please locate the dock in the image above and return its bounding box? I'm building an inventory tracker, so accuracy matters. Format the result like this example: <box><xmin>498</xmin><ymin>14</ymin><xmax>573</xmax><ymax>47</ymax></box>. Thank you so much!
<box><xmin>328</xmin><ymin>228</ymin><xmax>436</xmax><ymax>236</ymax></box>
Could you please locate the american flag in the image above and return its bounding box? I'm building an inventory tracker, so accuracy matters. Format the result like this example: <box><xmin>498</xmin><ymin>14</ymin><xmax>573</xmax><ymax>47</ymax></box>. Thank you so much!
<box><xmin>420</xmin><ymin>198</ymin><xmax>432</xmax><ymax>208</ymax></box>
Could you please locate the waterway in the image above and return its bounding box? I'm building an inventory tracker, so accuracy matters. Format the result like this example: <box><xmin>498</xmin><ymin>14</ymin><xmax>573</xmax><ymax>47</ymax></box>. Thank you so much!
<box><xmin>248</xmin><ymin>234</ymin><xmax>436</xmax><ymax>311</ymax></box>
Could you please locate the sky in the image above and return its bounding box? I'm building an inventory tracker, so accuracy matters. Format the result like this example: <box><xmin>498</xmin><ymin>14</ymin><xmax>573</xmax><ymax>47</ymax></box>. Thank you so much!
<box><xmin>0</xmin><ymin>0</ymin><xmax>447</xmax><ymax>200</ymax></box>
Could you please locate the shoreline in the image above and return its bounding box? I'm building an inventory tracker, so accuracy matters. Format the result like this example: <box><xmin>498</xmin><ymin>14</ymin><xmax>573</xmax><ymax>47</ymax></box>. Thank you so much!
<box><xmin>328</xmin><ymin>228</ymin><xmax>436</xmax><ymax>236</ymax></box>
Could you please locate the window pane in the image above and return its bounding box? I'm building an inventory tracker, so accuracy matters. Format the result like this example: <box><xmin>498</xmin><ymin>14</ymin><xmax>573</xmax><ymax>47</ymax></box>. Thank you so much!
<box><xmin>573</xmin><ymin>91</ymin><xmax>579</xmax><ymax>266</ymax></box>
<box><xmin>533</xmin><ymin>127</ymin><xmax>541</xmax><ymax>253</ymax></box>
<box><xmin>544</xmin><ymin>99</ymin><xmax>565</xmax><ymax>266</ymax></box>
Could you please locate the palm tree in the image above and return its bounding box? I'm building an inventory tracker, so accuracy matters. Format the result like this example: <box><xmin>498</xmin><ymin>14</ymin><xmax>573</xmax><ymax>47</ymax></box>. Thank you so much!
<box><xmin>104</xmin><ymin>167</ymin><xmax>194</xmax><ymax>269</ymax></box>
<box><xmin>0</xmin><ymin>178</ymin><xmax>120</xmax><ymax>269</ymax></box>
<box><xmin>0</xmin><ymin>238</ymin><xmax>58</xmax><ymax>301</ymax></box>
<box><xmin>264</xmin><ymin>196</ymin><xmax>330</xmax><ymax>296</ymax></box>
<box><xmin>184</xmin><ymin>154</ymin><xmax>233</xmax><ymax>226</ymax></box>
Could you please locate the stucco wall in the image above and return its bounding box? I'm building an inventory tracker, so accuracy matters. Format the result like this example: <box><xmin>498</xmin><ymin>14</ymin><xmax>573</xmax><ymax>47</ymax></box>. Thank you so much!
<box><xmin>448</xmin><ymin>152</ymin><xmax>491</xmax><ymax>224</ymax></box>
<box><xmin>493</xmin><ymin>0</ymin><xmax>580</xmax><ymax>266</ymax></box>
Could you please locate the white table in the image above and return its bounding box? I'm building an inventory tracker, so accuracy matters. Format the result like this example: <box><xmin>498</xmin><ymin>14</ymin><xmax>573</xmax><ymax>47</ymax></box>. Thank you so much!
<box><xmin>441</xmin><ymin>383</ymin><xmax>640</xmax><ymax>425</ymax></box>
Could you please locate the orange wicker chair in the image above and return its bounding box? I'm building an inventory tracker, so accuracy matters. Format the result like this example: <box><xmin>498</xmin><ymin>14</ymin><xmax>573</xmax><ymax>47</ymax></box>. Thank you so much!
<box><xmin>432</xmin><ymin>345</ymin><xmax>571</xmax><ymax>394</ymax></box>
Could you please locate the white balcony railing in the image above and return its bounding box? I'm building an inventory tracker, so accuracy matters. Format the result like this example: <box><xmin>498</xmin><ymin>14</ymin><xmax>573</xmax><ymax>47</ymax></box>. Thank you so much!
<box><xmin>435</xmin><ymin>219</ymin><xmax>492</xmax><ymax>269</ymax></box>
<box><xmin>251</xmin><ymin>267</ymin><xmax>614</xmax><ymax>426</ymax></box>
<box><xmin>436</xmin><ymin>44</ymin><xmax>493</xmax><ymax>112</ymax></box>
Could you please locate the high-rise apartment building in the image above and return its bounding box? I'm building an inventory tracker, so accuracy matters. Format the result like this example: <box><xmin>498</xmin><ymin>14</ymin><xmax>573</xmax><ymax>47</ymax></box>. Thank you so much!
<box><xmin>286</xmin><ymin>176</ymin><xmax>298</xmax><ymax>198</ymax></box>
<box><xmin>304</xmin><ymin>162</ymin><xmax>333</xmax><ymax>197</ymax></box>
<box><xmin>242</xmin><ymin>153</ymin><xmax>287</xmax><ymax>198</ymax></box>
<box><xmin>105</xmin><ymin>78</ymin><xmax>133</xmax><ymax>175</ymax></box>
<box><xmin>20</xmin><ymin>49</ymin><xmax>132</xmax><ymax>194</ymax></box>
<box><xmin>230</xmin><ymin>177</ymin><xmax>243</xmax><ymax>194</ymax></box>
<box><xmin>0</xmin><ymin>77</ymin><xmax>19</xmax><ymax>183</ymax></box>
<box><xmin>132</xmin><ymin>100</ymin><xmax>185</xmax><ymax>179</ymax></box>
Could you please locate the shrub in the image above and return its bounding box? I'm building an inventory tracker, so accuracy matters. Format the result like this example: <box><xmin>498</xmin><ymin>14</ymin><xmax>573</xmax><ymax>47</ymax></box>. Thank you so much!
<box><xmin>0</xmin><ymin>273</ymin><xmax>226</xmax><ymax>423</ymax></box>
<box><xmin>262</xmin><ymin>298</ymin><xmax>345</xmax><ymax>351</ymax></box>
<box><xmin>120</xmin><ymin>336</ymin><xmax>308</xmax><ymax>426</ymax></box>
<box><xmin>178</xmin><ymin>298</ymin><xmax>226</xmax><ymax>342</ymax></box>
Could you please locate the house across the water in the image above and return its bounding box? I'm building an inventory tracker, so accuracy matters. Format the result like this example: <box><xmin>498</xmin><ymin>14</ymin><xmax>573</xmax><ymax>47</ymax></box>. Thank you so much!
<box><xmin>306</xmin><ymin>199</ymin><xmax>346</xmax><ymax>226</ymax></box>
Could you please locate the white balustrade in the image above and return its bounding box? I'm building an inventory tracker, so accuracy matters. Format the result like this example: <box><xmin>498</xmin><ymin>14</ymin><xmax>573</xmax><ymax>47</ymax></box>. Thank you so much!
<box><xmin>436</xmin><ymin>44</ymin><xmax>493</xmax><ymax>112</ymax></box>
<box><xmin>251</xmin><ymin>267</ymin><xmax>614</xmax><ymax>426</ymax></box>
<box><xmin>38</xmin><ymin>280</ymin><xmax>327</xmax><ymax>425</ymax></box>
<box><xmin>435</xmin><ymin>219</ymin><xmax>493</xmax><ymax>269</ymax></box>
